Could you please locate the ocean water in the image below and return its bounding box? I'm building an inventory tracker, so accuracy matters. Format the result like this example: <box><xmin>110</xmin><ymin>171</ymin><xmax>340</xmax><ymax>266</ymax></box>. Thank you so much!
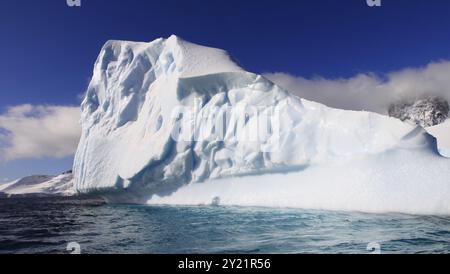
<box><xmin>0</xmin><ymin>197</ymin><xmax>449</xmax><ymax>254</ymax></box>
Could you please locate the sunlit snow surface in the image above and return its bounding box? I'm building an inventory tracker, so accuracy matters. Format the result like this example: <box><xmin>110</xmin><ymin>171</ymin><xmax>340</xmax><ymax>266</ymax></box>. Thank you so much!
<box><xmin>74</xmin><ymin>35</ymin><xmax>450</xmax><ymax>214</ymax></box>
<box><xmin>149</xmin><ymin>137</ymin><xmax>450</xmax><ymax>215</ymax></box>
<box><xmin>427</xmin><ymin>119</ymin><xmax>450</xmax><ymax>157</ymax></box>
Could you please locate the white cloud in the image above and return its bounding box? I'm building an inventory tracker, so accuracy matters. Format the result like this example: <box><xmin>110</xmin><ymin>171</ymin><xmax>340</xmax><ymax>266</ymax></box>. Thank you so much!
<box><xmin>0</xmin><ymin>105</ymin><xmax>81</xmax><ymax>162</ymax></box>
<box><xmin>264</xmin><ymin>60</ymin><xmax>450</xmax><ymax>114</ymax></box>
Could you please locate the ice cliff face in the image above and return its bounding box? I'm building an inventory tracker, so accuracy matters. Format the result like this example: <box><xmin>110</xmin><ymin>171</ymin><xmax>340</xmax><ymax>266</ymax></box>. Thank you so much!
<box><xmin>74</xmin><ymin>35</ymin><xmax>450</xmax><ymax>210</ymax></box>
<box><xmin>426</xmin><ymin>119</ymin><xmax>450</xmax><ymax>158</ymax></box>
<box><xmin>388</xmin><ymin>97</ymin><xmax>449</xmax><ymax>128</ymax></box>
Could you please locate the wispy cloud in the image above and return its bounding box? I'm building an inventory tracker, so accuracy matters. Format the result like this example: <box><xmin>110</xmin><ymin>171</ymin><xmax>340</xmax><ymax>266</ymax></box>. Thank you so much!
<box><xmin>264</xmin><ymin>60</ymin><xmax>450</xmax><ymax>114</ymax></box>
<box><xmin>0</xmin><ymin>105</ymin><xmax>81</xmax><ymax>162</ymax></box>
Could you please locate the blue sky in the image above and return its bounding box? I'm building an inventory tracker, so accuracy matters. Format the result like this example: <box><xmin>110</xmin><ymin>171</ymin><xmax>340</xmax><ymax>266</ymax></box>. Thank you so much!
<box><xmin>1</xmin><ymin>0</ymin><xmax>450</xmax><ymax>180</ymax></box>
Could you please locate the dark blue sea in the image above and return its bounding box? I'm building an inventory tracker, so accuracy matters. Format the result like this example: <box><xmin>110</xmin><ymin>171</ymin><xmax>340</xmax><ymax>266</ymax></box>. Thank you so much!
<box><xmin>0</xmin><ymin>197</ymin><xmax>449</xmax><ymax>254</ymax></box>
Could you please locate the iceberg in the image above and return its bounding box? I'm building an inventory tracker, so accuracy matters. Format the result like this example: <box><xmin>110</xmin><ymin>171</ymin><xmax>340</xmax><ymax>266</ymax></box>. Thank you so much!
<box><xmin>427</xmin><ymin>119</ymin><xmax>450</xmax><ymax>158</ymax></box>
<box><xmin>73</xmin><ymin>35</ymin><xmax>450</xmax><ymax>214</ymax></box>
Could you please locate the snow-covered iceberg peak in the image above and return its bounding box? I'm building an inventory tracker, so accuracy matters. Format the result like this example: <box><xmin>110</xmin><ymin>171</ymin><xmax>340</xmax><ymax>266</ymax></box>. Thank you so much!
<box><xmin>74</xmin><ymin>35</ymin><xmax>449</xmax><ymax>209</ymax></box>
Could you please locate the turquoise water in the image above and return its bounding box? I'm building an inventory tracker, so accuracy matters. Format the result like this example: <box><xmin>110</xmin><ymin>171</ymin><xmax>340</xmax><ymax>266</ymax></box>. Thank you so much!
<box><xmin>0</xmin><ymin>197</ymin><xmax>449</xmax><ymax>254</ymax></box>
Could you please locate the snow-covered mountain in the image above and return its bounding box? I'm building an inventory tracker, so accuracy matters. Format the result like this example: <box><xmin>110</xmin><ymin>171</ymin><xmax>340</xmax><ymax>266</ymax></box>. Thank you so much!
<box><xmin>73</xmin><ymin>35</ymin><xmax>450</xmax><ymax>214</ymax></box>
<box><xmin>388</xmin><ymin>97</ymin><xmax>450</xmax><ymax>158</ymax></box>
<box><xmin>388</xmin><ymin>97</ymin><xmax>449</xmax><ymax>128</ymax></box>
<box><xmin>0</xmin><ymin>171</ymin><xmax>74</xmax><ymax>197</ymax></box>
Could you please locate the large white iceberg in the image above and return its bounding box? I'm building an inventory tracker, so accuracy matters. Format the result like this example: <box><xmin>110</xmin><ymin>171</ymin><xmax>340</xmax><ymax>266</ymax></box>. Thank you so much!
<box><xmin>73</xmin><ymin>35</ymin><xmax>450</xmax><ymax>214</ymax></box>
